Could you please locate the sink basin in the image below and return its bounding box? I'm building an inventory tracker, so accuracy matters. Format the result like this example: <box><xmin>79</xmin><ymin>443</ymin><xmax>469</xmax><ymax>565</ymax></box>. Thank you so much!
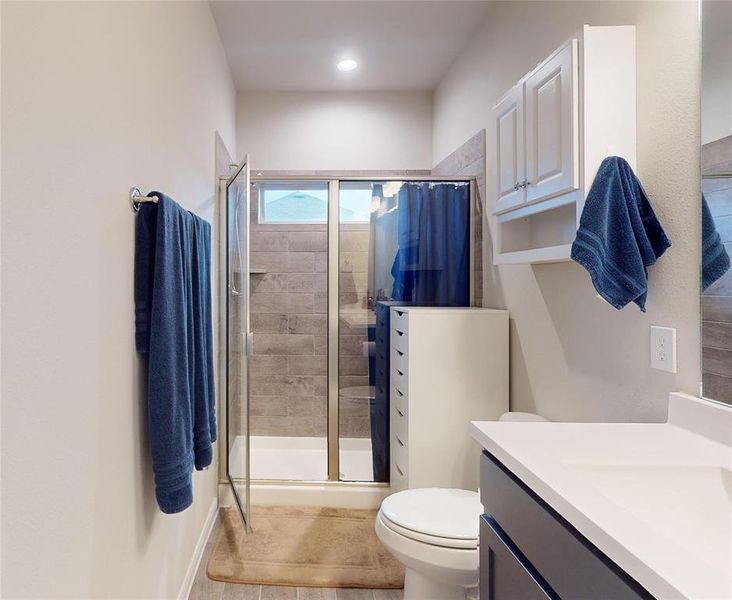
<box><xmin>565</xmin><ymin>462</ymin><xmax>732</xmax><ymax>568</ymax></box>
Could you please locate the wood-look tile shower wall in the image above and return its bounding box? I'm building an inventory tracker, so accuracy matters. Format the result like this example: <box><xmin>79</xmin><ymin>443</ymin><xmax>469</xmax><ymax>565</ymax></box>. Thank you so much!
<box><xmin>247</xmin><ymin>199</ymin><xmax>370</xmax><ymax>438</ymax></box>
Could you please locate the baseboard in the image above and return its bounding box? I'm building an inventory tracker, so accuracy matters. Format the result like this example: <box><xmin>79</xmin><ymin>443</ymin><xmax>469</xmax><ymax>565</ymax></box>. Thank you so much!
<box><xmin>177</xmin><ymin>498</ymin><xmax>219</xmax><ymax>600</ymax></box>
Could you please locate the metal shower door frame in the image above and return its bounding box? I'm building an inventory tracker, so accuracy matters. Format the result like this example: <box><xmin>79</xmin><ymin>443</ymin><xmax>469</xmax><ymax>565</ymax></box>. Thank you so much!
<box><xmin>250</xmin><ymin>174</ymin><xmax>476</xmax><ymax>483</ymax></box>
<box><xmin>220</xmin><ymin>155</ymin><xmax>252</xmax><ymax>532</ymax></box>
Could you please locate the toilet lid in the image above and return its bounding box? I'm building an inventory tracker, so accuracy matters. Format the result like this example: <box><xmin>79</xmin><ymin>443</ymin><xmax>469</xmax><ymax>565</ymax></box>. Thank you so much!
<box><xmin>380</xmin><ymin>488</ymin><xmax>481</xmax><ymax>544</ymax></box>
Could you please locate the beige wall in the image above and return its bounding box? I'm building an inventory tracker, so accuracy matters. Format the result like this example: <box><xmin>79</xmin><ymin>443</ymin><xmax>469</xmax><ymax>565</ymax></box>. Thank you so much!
<box><xmin>237</xmin><ymin>91</ymin><xmax>433</xmax><ymax>171</ymax></box>
<box><xmin>432</xmin><ymin>1</ymin><xmax>701</xmax><ymax>422</ymax></box>
<box><xmin>1</xmin><ymin>2</ymin><xmax>235</xmax><ymax>598</ymax></box>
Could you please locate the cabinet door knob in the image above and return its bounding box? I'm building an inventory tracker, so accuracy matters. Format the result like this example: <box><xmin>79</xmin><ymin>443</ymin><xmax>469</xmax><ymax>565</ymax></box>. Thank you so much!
<box><xmin>520</xmin><ymin>179</ymin><xmax>529</xmax><ymax>188</ymax></box>
<box><xmin>514</xmin><ymin>182</ymin><xmax>520</xmax><ymax>191</ymax></box>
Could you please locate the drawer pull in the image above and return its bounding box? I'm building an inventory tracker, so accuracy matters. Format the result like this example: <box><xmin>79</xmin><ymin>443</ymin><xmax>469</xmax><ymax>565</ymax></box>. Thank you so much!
<box><xmin>395</xmin><ymin>349</ymin><xmax>404</xmax><ymax>356</ymax></box>
<box><xmin>395</xmin><ymin>464</ymin><xmax>405</xmax><ymax>477</ymax></box>
<box><xmin>396</xmin><ymin>436</ymin><xmax>405</xmax><ymax>447</ymax></box>
<box><xmin>395</xmin><ymin>368</ymin><xmax>404</xmax><ymax>376</ymax></box>
<box><xmin>396</xmin><ymin>407</ymin><xmax>404</xmax><ymax>417</ymax></box>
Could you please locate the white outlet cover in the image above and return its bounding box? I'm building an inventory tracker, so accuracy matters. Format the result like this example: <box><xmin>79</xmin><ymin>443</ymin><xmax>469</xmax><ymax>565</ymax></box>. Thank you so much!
<box><xmin>650</xmin><ymin>326</ymin><xmax>677</xmax><ymax>373</ymax></box>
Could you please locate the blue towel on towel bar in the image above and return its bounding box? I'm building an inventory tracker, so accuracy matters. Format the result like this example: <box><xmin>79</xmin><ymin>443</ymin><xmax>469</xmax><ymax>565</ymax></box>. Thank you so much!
<box><xmin>702</xmin><ymin>194</ymin><xmax>731</xmax><ymax>291</ymax></box>
<box><xmin>571</xmin><ymin>157</ymin><xmax>671</xmax><ymax>311</ymax></box>
<box><xmin>135</xmin><ymin>193</ymin><xmax>217</xmax><ymax>514</ymax></box>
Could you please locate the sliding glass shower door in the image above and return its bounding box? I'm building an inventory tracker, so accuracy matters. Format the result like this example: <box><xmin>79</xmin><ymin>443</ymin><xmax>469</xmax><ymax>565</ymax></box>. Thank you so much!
<box><xmin>248</xmin><ymin>180</ymin><xmax>331</xmax><ymax>481</ymax></box>
<box><xmin>224</xmin><ymin>157</ymin><xmax>251</xmax><ymax>530</ymax></box>
<box><xmin>337</xmin><ymin>180</ymin><xmax>473</xmax><ymax>482</ymax></box>
<box><xmin>241</xmin><ymin>177</ymin><xmax>472</xmax><ymax>485</ymax></box>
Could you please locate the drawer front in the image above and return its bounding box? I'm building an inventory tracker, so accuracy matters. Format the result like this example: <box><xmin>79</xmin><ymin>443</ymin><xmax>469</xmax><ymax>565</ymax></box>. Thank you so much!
<box><xmin>391</xmin><ymin>459</ymin><xmax>408</xmax><ymax>491</ymax></box>
<box><xmin>391</xmin><ymin>365</ymin><xmax>408</xmax><ymax>396</ymax></box>
<box><xmin>390</xmin><ymin>402</ymin><xmax>409</xmax><ymax>483</ymax></box>
<box><xmin>480</xmin><ymin>453</ymin><xmax>653</xmax><ymax>600</ymax></box>
<box><xmin>391</xmin><ymin>346</ymin><xmax>407</xmax><ymax>376</ymax></box>
<box><xmin>391</xmin><ymin>385</ymin><xmax>408</xmax><ymax>417</ymax></box>
<box><xmin>393</xmin><ymin>432</ymin><xmax>408</xmax><ymax>475</ymax></box>
<box><xmin>391</xmin><ymin>328</ymin><xmax>408</xmax><ymax>354</ymax></box>
<box><xmin>390</xmin><ymin>308</ymin><xmax>409</xmax><ymax>334</ymax></box>
<box><xmin>480</xmin><ymin>516</ymin><xmax>556</xmax><ymax>600</ymax></box>
<box><xmin>391</xmin><ymin>399</ymin><xmax>408</xmax><ymax>442</ymax></box>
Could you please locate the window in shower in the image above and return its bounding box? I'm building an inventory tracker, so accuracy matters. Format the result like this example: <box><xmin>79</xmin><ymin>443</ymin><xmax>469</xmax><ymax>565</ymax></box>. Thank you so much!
<box><xmin>248</xmin><ymin>180</ymin><xmax>330</xmax><ymax>481</ymax></box>
<box><xmin>257</xmin><ymin>181</ymin><xmax>329</xmax><ymax>224</ymax></box>
<box><xmin>257</xmin><ymin>181</ymin><xmax>372</xmax><ymax>224</ymax></box>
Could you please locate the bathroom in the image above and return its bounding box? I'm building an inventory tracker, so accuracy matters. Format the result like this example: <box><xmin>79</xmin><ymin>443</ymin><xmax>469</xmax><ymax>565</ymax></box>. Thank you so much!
<box><xmin>0</xmin><ymin>1</ymin><xmax>729</xmax><ymax>599</ymax></box>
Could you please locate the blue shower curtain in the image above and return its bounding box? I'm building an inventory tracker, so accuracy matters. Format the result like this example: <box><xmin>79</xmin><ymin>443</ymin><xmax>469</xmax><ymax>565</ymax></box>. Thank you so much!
<box><xmin>371</xmin><ymin>182</ymin><xmax>471</xmax><ymax>482</ymax></box>
<box><xmin>390</xmin><ymin>182</ymin><xmax>471</xmax><ymax>305</ymax></box>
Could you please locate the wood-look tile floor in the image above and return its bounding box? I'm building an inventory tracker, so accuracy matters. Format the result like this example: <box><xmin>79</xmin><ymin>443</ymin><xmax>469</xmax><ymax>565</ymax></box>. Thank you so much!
<box><xmin>188</xmin><ymin>513</ymin><xmax>404</xmax><ymax>600</ymax></box>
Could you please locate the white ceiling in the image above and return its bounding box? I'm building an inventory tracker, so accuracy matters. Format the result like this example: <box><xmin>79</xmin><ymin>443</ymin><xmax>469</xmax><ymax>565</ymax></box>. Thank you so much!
<box><xmin>209</xmin><ymin>1</ymin><xmax>491</xmax><ymax>91</ymax></box>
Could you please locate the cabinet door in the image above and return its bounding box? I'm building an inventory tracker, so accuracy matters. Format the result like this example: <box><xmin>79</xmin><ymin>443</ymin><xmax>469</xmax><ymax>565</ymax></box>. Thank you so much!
<box><xmin>480</xmin><ymin>516</ymin><xmax>557</xmax><ymax>600</ymax></box>
<box><xmin>525</xmin><ymin>39</ymin><xmax>579</xmax><ymax>204</ymax></box>
<box><xmin>491</xmin><ymin>84</ymin><xmax>525</xmax><ymax>215</ymax></box>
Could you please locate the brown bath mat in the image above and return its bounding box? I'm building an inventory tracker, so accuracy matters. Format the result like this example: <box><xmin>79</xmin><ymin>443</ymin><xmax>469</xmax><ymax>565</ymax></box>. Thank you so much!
<box><xmin>207</xmin><ymin>505</ymin><xmax>404</xmax><ymax>589</ymax></box>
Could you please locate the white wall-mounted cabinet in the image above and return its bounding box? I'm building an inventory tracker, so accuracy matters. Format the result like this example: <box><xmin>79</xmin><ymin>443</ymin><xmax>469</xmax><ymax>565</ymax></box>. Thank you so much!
<box><xmin>525</xmin><ymin>40</ymin><xmax>579</xmax><ymax>205</ymax></box>
<box><xmin>489</xmin><ymin>26</ymin><xmax>636</xmax><ymax>265</ymax></box>
<box><xmin>493</xmin><ymin>85</ymin><xmax>525</xmax><ymax>214</ymax></box>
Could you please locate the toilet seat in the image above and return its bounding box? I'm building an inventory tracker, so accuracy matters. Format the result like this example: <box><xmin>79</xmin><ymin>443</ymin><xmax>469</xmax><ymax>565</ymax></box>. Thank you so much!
<box><xmin>378</xmin><ymin>488</ymin><xmax>481</xmax><ymax>550</ymax></box>
<box><xmin>378</xmin><ymin>512</ymin><xmax>478</xmax><ymax>549</ymax></box>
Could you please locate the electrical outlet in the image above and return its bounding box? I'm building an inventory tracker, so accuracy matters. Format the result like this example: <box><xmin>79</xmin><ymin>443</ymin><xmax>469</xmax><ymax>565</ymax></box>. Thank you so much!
<box><xmin>650</xmin><ymin>326</ymin><xmax>677</xmax><ymax>373</ymax></box>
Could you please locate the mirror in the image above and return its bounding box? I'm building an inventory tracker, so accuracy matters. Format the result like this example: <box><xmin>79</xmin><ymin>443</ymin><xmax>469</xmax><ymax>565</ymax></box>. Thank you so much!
<box><xmin>701</xmin><ymin>0</ymin><xmax>732</xmax><ymax>405</ymax></box>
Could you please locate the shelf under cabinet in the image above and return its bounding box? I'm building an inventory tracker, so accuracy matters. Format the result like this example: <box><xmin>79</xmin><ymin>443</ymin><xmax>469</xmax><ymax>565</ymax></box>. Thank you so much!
<box><xmin>493</xmin><ymin>243</ymin><xmax>573</xmax><ymax>265</ymax></box>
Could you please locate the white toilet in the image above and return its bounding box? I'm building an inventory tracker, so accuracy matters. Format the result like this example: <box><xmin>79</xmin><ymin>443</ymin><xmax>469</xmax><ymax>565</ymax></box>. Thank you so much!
<box><xmin>376</xmin><ymin>412</ymin><xmax>548</xmax><ymax>599</ymax></box>
<box><xmin>376</xmin><ymin>487</ymin><xmax>482</xmax><ymax>600</ymax></box>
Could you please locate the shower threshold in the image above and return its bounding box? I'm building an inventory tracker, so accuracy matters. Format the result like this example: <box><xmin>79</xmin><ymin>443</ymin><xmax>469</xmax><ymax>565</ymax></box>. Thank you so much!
<box><xmin>230</xmin><ymin>435</ymin><xmax>376</xmax><ymax>482</ymax></box>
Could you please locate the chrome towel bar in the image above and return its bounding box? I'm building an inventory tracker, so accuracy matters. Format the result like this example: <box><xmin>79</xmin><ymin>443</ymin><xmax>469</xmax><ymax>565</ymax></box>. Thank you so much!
<box><xmin>130</xmin><ymin>187</ymin><xmax>160</xmax><ymax>213</ymax></box>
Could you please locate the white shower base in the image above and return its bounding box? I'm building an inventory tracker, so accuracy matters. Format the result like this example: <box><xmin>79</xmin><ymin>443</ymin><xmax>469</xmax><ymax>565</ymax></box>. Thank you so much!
<box><xmin>229</xmin><ymin>435</ymin><xmax>376</xmax><ymax>482</ymax></box>
<box><xmin>225</xmin><ymin>435</ymin><xmax>388</xmax><ymax>509</ymax></box>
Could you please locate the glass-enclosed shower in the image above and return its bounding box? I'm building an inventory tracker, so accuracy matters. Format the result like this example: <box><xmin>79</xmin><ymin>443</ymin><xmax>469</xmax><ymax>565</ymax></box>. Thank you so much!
<box><xmin>222</xmin><ymin>170</ymin><xmax>474</xmax><ymax>525</ymax></box>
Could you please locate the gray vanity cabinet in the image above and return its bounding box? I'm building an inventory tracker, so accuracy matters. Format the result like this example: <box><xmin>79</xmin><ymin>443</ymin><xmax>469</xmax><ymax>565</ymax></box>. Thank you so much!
<box><xmin>480</xmin><ymin>516</ymin><xmax>556</xmax><ymax>600</ymax></box>
<box><xmin>479</xmin><ymin>452</ymin><xmax>655</xmax><ymax>600</ymax></box>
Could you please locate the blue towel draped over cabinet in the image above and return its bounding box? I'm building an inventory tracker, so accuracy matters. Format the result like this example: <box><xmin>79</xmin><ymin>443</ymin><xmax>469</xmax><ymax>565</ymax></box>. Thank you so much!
<box><xmin>571</xmin><ymin>157</ymin><xmax>671</xmax><ymax>312</ymax></box>
<box><xmin>135</xmin><ymin>193</ymin><xmax>217</xmax><ymax>514</ymax></box>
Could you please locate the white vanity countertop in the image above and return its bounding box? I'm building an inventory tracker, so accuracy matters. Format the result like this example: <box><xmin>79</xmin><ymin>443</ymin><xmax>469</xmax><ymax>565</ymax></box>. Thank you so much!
<box><xmin>470</xmin><ymin>393</ymin><xmax>732</xmax><ymax>600</ymax></box>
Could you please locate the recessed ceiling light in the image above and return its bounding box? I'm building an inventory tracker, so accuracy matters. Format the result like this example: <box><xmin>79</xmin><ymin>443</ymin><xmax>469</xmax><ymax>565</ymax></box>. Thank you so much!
<box><xmin>337</xmin><ymin>59</ymin><xmax>358</xmax><ymax>72</ymax></box>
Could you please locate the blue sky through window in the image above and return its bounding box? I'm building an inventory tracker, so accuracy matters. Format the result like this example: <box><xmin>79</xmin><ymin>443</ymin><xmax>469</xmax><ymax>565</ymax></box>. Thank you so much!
<box><xmin>259</xmin><ymin>183</ymin><xmax>373</xmax><ymax>223</ymax></box>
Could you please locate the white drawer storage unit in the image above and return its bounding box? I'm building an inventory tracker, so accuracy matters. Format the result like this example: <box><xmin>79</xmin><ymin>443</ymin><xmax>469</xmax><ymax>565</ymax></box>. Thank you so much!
<box><xmin>490</xmin><ymin>25</ymin><xmax>636</xmax><ymax>265</ymax></box>
<box><xmin>389</xmin><ymin>307</ymin><xmax>508</xmax><ymax>493</ymax></box>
